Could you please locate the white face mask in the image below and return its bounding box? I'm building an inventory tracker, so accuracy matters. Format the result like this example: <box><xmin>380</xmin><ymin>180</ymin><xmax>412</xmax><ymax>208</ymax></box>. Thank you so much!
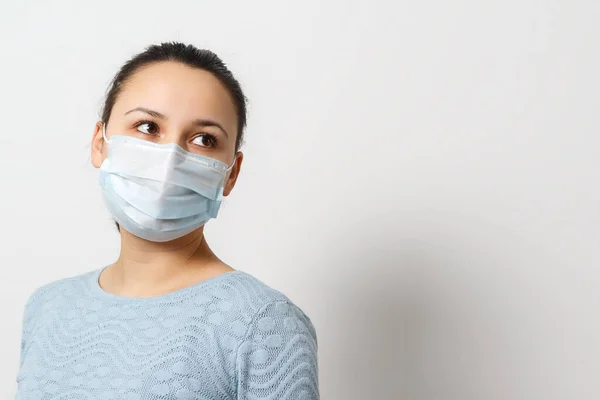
<box><xmin>98</xmin><ymin>123</ymin><xmax>235</xmax><ymax>242</ymax></box>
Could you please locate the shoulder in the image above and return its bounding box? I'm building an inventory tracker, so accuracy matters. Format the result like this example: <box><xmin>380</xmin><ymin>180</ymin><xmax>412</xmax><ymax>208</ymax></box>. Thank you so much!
<box><xmin>22</xmin><ymin>269</ymin><xmax>95</xmax><ymax>315</ymax></box>
<box><xmin>225</xmin><ymin>271</ymin><xmax>318</xmax><ymax>345</ymax></box>
<box><xmin>20</xmin><ymin>269</ymin><xmax>92</xmax><ymax>340</ymax></box>
<box><xmin>228</xmin><ymin>272</ymin><xmax>316</xmax><ymax>326</ymax></box>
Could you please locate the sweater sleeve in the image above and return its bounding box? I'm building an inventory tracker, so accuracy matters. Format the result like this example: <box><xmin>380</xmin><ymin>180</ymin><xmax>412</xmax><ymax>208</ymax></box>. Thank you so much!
<box><xmin>18</xmin><ymin>286</ymin><xmax>46</xmax><ymax>371</ymax></box>
<box><xmin>18</xmin><ymin>293</ymin><xmax>35</xmax><ymax>371</ymax></box>
<box><xmin>235</xmin><ymin>301</ymin><xmax>319</xmax><ymax>400</ymax></box>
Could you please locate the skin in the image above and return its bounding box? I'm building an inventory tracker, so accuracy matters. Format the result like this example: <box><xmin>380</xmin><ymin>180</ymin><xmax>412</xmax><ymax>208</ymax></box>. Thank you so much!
<box><xmin>90</xmin><ymin>61</ymin><xmax>244</xmax><ymax>298</ymax></box>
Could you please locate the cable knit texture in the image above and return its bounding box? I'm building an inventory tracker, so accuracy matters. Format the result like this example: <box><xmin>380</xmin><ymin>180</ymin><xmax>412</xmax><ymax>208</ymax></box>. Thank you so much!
<box><xmin>15</xmin><ymin>267</ymin><xmax>319</xmax><ymax>399</ymax></box>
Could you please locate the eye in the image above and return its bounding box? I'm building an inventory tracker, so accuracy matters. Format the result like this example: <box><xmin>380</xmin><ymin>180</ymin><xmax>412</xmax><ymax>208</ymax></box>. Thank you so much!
<box><xmin>191</xmin><ymin>133</ymin><xmax>218</xmax><ymax>148</ymax></box>
<box><xmin>134</xmin><ymin>120</ymin><xmax>159</xmax><ymax>135</ymax></box>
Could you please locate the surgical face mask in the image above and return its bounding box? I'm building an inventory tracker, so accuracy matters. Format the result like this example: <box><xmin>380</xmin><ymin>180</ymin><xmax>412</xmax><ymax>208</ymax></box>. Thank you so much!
<box><xmin>98</xmin><ymin>123</ymin><xmax>235</xmax><ymax>242</ymax></box>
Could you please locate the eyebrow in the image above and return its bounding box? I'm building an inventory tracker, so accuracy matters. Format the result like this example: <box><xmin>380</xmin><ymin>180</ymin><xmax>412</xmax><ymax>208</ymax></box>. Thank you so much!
<box><xmin>125</xmin><ymin>107</ymin><xmax>165</xmax><ymax>119</ymax></box>
<box><xmin>124</xmin><ymin>107</ymin><xmax>229</xmax><ymax>138</ymax></box>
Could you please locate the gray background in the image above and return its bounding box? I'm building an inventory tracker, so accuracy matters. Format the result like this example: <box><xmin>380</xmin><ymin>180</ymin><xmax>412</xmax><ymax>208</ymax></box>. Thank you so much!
<box><xmin>1</xmin><ymin>0</ymin><xmax>598</xmax><ymax>399</ymax></box>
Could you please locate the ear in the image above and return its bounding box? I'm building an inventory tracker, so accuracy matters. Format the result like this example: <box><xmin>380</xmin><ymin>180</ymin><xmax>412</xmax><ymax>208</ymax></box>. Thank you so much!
<box><xmin>223</xmin><ymin>152</ymin><xmax>244</xmax><ymax>197</ymax></box>
<box><xmin>91</xmin><ymin>121</ymin><xmax>106</xmax><ymax>168</ymax></box>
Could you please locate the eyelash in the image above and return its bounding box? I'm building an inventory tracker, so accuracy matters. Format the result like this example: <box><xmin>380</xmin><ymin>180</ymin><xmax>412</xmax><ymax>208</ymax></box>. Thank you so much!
<box><xmin>133</xmin><ymin>120</ymin><xmax>219</xmax><ymax>148</ymax></box>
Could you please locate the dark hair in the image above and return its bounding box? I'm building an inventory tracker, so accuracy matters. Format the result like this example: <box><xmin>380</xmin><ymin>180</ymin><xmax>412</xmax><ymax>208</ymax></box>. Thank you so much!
<box><xmin>101</xmin><ymin>42</ymin><xmax>247</xmax><ymax>234</ymax></box>
<box><xmin>101</xmin><ymin>41</ymin><xmax>247</xmax><ymax>151</ymax></box>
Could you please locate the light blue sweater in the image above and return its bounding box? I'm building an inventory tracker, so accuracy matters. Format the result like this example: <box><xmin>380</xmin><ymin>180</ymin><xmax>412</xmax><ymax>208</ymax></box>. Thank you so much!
<box><xmin>16</xmin><ymin>267</ymin><xmax>319</xmax><ymax>399</ymax></box>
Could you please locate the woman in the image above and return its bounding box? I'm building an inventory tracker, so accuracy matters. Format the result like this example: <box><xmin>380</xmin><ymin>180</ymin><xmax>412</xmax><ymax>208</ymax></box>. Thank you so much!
<box><xmin>16</xmin><ymin>42</ymin><xmax>319</xmax><ymax>399</ymax></box>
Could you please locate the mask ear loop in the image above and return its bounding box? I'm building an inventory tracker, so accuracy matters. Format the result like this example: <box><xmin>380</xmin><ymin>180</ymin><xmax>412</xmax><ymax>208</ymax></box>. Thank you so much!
<box><xmin>102</xmin><ymin>122</ymin><xmax>111</xmax><ymax>144</ymax></box>
<box><xmin>225</xmin><ymin>154</ymin><xmax>237</xmax><ymax>172</ymax></box>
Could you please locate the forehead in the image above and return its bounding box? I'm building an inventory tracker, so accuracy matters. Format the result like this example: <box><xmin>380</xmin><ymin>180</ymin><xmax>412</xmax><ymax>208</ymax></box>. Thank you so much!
<box><xmin>113</xmin><ymin>61</ymin><xmax>238</xmax><ymax>132</ymax></box>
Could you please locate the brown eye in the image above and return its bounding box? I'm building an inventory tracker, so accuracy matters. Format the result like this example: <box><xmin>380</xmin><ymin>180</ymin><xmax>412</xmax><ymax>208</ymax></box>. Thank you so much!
<box><xmin>191</xmin><ymin>133</ymin><xmax>218</xmax><ymax>148</ymax></box>
<box><xmin>135</xmin><ymin>121</ymin><xmax>159</xmax><ymax>135</ymax></box>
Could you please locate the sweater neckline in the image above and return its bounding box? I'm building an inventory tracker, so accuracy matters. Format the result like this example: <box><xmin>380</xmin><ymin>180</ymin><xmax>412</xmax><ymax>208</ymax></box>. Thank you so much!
<box><xmin>88</xmin><ymin>265</ymin><xmax>245</xmax><ymax>303</ymax></box>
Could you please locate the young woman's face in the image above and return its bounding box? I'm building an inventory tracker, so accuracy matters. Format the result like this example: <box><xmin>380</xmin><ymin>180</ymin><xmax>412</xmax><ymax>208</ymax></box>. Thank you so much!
<box><xmin>91</xmin><ymin>61</ymin><xmax>243</xmax><ymax>195</ymax></box>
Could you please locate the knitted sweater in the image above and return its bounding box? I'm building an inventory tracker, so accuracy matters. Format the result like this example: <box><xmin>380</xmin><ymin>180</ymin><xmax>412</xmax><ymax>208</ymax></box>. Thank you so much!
<box><xmin>15</xmin><ymin>267</ymin><xmax>319</xmax><ymax>399</ymax></box>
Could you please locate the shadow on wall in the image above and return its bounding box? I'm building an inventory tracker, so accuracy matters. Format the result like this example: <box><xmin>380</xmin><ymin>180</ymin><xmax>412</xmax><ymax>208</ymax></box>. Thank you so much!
<box><xmin>327</xmin><ymin>245</ymin><xmax>432</xmax><ymax>400</ymax></box>
<box><xmin>323</xmin><ymin>232</ymin><xmax>487</xmax><ymax>400</ymax></box>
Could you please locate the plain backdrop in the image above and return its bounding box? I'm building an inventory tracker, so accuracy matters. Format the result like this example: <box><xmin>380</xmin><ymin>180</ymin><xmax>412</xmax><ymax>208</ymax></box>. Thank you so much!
<box><xmin>1</xmin><ymin>1</ymin><xmax>598</xmax><ymax>399</ymax></box>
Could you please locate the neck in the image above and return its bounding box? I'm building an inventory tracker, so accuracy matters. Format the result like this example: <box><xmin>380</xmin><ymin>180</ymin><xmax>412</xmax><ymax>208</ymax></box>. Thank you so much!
<box><xmin>110</xmin><ymin>227</ymin><xmax>220</xmax><ymax>292</ymax></box>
